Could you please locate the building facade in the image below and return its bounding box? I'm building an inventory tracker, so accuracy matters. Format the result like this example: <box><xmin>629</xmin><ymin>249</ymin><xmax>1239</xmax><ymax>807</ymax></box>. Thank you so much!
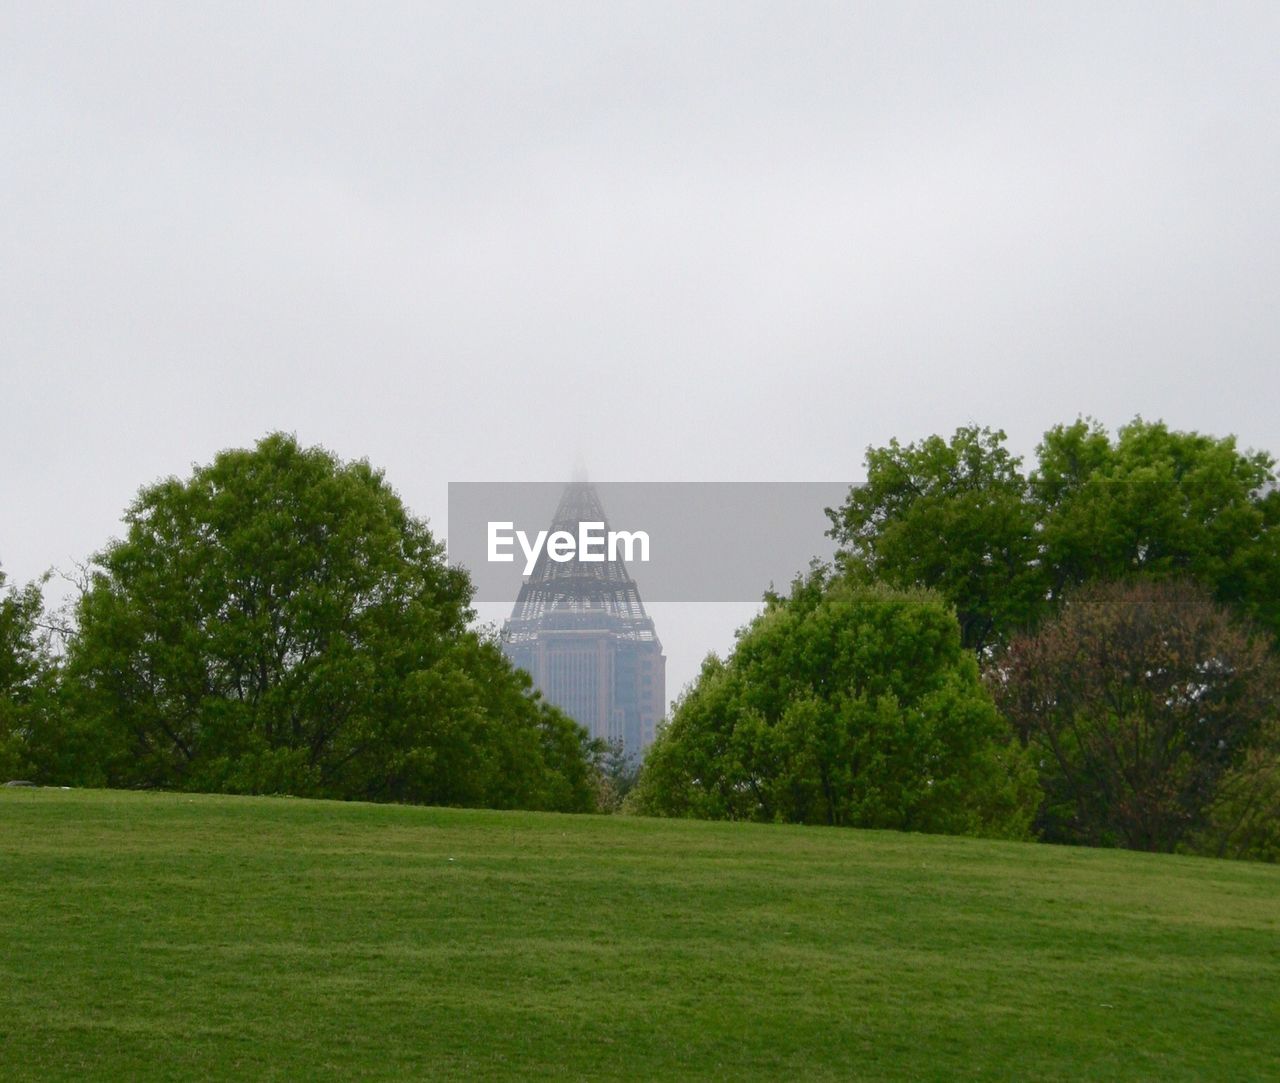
<box><xmin>501</xmin><ymin>483</ymin><xmax>665</xmax><ymax>761</ymax></box>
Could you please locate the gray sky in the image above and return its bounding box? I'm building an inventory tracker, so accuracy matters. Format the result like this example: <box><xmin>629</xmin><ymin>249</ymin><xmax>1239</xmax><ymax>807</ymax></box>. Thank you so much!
<box><xmin>3</xmin><ymin>2</ymin><xmax>1278</xmax><ymax>699</ymax></box>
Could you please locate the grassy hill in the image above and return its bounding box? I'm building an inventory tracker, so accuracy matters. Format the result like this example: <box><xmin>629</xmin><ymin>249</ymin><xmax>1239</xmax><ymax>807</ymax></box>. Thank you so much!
<box><xmin>1</xmin><ymin>789</ymin><xmax>1276</xmax><ymax>1080</ymax></box>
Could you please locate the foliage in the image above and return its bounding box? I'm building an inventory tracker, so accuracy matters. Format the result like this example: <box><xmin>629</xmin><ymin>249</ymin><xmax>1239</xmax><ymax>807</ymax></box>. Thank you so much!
<box><xmin>1033</xmin><ymin>418</ymin><xmax>1280</xmax><ymax>635</ymax></box>
<box><xmin>825</xmin><ymin>426</ymin><xmax>1043</xmax><ymax>653</ymax></box>
<box><xmin>0</xmin><ymin>566</ymin><xmax>57</xmax><ymax>782</ymax></box>
<box><xmin>827</xmin><ymin>419</ymin><xmax>1280</xmax><ymax>652</ymax></box>
<box><xmin>595</xmin><ymin>738</ymin><xmax>641</xmax><ymax>812</ymax></box>
<box><xmin>988</xmin><ymin>578</ymin><xmax>1280</xmax><ymax>853</ymax></box>
<box><xmin>633</xmin><ymin>573</ymin><xmax>1038</xmax><ymax>837</ymax></box>
<box><xmin>1192</xmin><ymin>723</ymin><xmax>1280</xmax><ymax>861</ymax></box>
<box><xmin>59</xmin><ymin>433</ymin><xmax>597</xmax><ymax>811</ymax></box>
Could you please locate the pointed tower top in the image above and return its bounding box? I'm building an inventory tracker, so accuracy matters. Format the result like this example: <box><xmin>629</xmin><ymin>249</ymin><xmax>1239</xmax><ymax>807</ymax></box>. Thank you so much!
<box><xmin>504</xmin><ymin>481</ymin><xmax>657</xmax><ymax>640</ymax></box>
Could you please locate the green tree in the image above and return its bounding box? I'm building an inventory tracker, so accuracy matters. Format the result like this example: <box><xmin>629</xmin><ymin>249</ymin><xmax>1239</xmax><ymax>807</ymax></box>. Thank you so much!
<box><xmin>596</xmin><ymin>739</ymin><xmax>642</xmax><ymax>812</ymax></box>
<box><xmin>0</xmin><ymin>566</ymin><xmax>53</xmax><ymax>781</ymax></box>
<box><xmin>633</xmin><ymin>573</ymin><xmax>1038</xmax><ymax>838</ymax></box>
<box><xmin>828</xmin><ymin>419</ymin><xmax>1280</xmax><ymax>652</ymax></box>
<box><xmin>826</xmin><ymin>426</ymin><xmax>1044</xmax><ymax>653</ymax></box>
<box><xmin>988</xmin><ymin>578</ymin><xmax>1279</xmax><ymax>853</ymax></box>
<box><xmin>61</xmin><ymin>433</ymin><xmax>597</xmax><ymax>811</ymax></box>
<box><xmin>1193</xmin><ymin>722</ymin><xmax>1280</xmax><ymax>861</ymax></box>
<box><xmin>1033</xmin><ymin>419</ymin><xmax>1280</xmax><ymax>638</ymax></box>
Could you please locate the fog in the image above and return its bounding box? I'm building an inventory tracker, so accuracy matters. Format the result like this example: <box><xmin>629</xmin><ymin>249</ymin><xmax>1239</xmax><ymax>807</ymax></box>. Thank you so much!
<box><xmin>4</xmin><ymin>2</ymin><xmax>1278</xmax><ymax>697</ymax></box>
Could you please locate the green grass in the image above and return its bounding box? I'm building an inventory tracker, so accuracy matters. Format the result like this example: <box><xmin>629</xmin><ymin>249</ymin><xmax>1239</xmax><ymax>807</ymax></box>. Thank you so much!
<box><xmin>1</xmin><ymin>790</ymin><xmax>1277</xmax><ymax>1080</ymax></box>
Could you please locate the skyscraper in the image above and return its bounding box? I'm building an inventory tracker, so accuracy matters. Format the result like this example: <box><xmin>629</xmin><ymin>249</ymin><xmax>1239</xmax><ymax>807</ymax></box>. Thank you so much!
<box><xmin>500</xmin><ymin>483</ymin><xmax>665</xmax><ymax>761</ymax></box>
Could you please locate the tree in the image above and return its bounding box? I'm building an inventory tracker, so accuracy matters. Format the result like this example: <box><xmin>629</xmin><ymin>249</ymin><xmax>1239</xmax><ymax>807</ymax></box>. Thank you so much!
<box><xmin>827</xmin><ymin>419</ymin><xmax>1280</xmax><ymax>653</ymax></box>
<box><xmin>1193</xmin><ymin>722</ymin><xmax>1280</xmax><ymax>861</ymax></box>
<box><xmin>61</xmin><ymin>433</ymin><xmax>598</xmax><ymax>811</ymax></box>
<box><xmin>0</xmin><ymin>565</ymin><xmax>53</xmax><ymax>781</ymax></box>
<box><xmin>632</xmin><ymin>573</ymin><xmax>1038</xmax><ymax>838</ymax></box>
<box><xmin>988</xmin><ymin>579</ymin><xmax>1279</xmax><ymax>853</ymax></box>
<box><xmin>1033</xmin><ymin>419</ymin><xmax>1280</xmax><ymax>638</ymax></box>
<box><xmin>596</xmin><ymin>739</ymin><xmax>641</xmax><ymax>812</ymax></box>
<box><xmin>825</xmin><ymin>426</ymin><xmax>1045</xmax><ymax>654</ymax></box>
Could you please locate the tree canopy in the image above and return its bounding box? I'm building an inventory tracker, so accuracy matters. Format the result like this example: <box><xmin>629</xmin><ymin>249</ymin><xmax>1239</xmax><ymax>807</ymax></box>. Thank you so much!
<box><xmin>825</xmin><ymin>426</ymin><xmax>1042</xmax><ymax>654</ymax></box>
<box><xmin>989</xmin><ymin>578</ymin><xmax>1279</xmax><ymax>854</ymax></box>
<box><xmin>827</xmin><ymin>419</ymin><xmax>1280</xmax><ymax>653</ymax></box>
<box><xmin>632</xmin><ymin>574</ymin><xmax>1038</xmax><ymax>837</ymax></box>
<box><xmin>1033</xmin><ymin>419</ymin><xmax>1280</xmax><ymax>635</ymax></box>
<box><xmin>0</xmin><ymin>565</ymin><xmax>54</xmax><ymax>782</ymax></box>
<box><xmin>59</xmin><ymin>433</ymin><xmax>598</xmax><ymax>811</ymax></box>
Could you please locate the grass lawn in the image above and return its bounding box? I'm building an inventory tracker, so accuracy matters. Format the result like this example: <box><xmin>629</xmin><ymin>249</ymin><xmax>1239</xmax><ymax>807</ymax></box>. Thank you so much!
<box><xmin>1</xmin><ymin>788</ymin><xmax>1277</xmax><ymax>1080</ymax></box>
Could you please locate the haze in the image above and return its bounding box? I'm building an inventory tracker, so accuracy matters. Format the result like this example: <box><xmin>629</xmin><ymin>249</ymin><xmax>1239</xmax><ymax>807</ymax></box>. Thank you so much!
<box><xmin>3</xmin><ymin>2</ymin><xmax>1278</xmax><ymax>697</ymax></box>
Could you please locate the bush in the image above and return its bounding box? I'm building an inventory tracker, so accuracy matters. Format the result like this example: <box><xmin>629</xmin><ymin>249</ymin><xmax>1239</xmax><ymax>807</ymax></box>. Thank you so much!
<box><xmin>632</xmin><ymin>574</ymin><xmax>1038</xmax><ymax>838</ymax></box>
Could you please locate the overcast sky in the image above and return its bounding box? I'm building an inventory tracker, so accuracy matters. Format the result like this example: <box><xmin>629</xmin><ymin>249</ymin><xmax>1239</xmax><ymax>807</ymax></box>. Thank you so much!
<box><xmin>3</xmin><ymin>2</ymin><xmax>1278</xmax><ymax>697</ymax></box>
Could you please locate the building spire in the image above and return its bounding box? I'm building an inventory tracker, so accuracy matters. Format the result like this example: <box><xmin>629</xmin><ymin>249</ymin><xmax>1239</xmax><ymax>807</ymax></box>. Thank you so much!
<box><xmin>507</xmin><ymin>482</ymin><xmax>654</xmax><ymax>628</ymax></box>
<box><xmin>501</xmin><ymin>481</ymin><xmax>665</xmax><ymax>759</ymax></box>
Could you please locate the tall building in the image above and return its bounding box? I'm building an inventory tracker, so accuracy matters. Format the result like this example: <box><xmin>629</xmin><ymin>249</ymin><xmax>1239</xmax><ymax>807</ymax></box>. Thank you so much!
<box><xmin>501</xmin><ymin>483</ymin><xmax>665</xmax><ymax>760</ymax></box>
